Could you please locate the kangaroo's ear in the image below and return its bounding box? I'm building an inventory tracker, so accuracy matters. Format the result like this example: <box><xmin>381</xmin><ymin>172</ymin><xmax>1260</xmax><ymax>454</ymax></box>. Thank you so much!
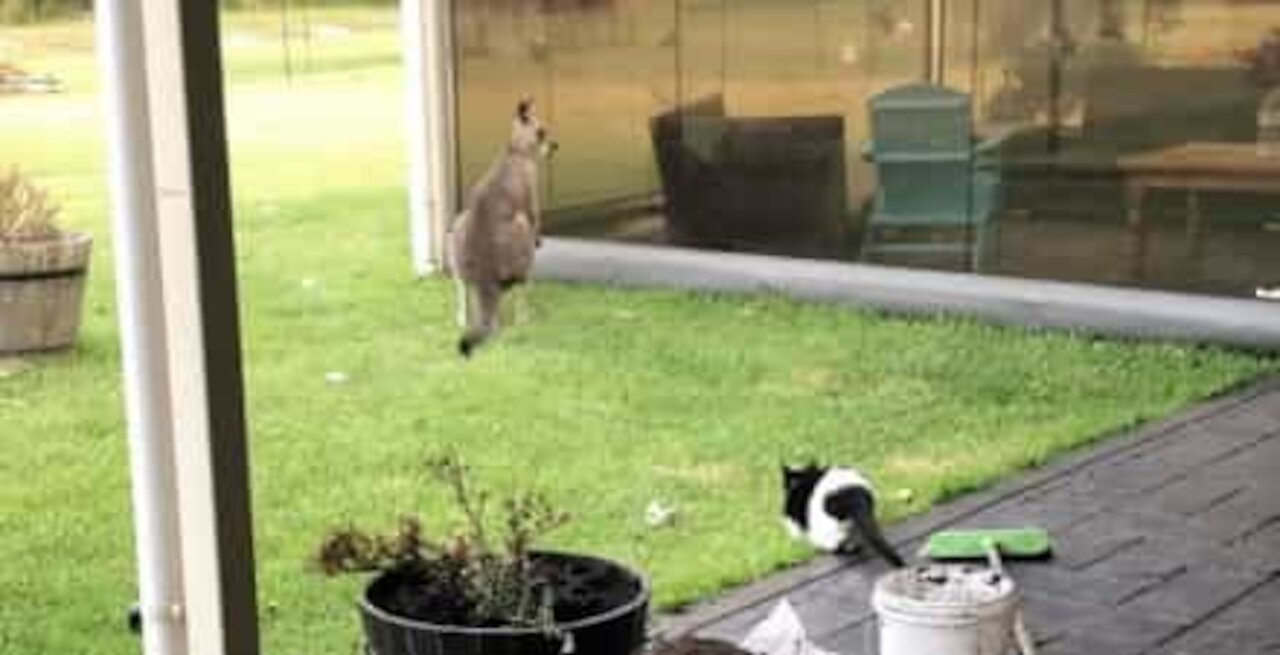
<box><xmin>516</xmin><ymin>97</ymin><xmax>534</xmax><ymax>124</ymax></box>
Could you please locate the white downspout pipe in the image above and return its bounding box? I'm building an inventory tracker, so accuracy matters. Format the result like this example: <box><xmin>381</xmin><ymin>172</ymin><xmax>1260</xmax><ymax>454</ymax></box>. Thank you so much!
<box><xmin>401</xmin><ymin>0</ymin><xmax>457</xmax><ymax>276</ymax></box>
<box><xmin>96</xmin><ymin>2</ymin><xmax>188</xmax><ymax>654</ymax></box>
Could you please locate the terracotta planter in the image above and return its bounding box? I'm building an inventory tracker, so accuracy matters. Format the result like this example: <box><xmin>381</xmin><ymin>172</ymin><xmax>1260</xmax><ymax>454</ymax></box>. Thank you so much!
<box><xmin>359</xmin><ymin>551</ymin><xmax>650</xmax><ymax>655</ymax></box>
<box><xmin>0</xmin><ymin>232</ymin><xmax>93</xmax><ymax>353</ymax></box>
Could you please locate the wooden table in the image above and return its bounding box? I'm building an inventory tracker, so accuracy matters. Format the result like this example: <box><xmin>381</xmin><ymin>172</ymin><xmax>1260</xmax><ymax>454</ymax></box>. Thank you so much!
<box><xmin>1119</xmin><ymin>143</ymin><xmax>1280</xmax><ymax>281</ymax></box>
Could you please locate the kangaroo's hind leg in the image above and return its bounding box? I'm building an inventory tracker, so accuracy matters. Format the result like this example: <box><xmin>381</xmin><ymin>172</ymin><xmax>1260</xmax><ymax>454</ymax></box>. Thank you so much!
<box><xmin>448</xmin><ymin>218</ymin><xmax>471</xmax><ymax>330</ymax></box>
<box><xmin>508</xmin><ymin>210</ymin><xmax>538</xmax><ymax>325</ymax></box>
<box><xmin>511</xmin><ymin>279</ymin><xmax>537</xmax><ymax>326</ymax></box>
<box><xmin>458</xmin><ymin>282</ymin><xmax>503</xmax><ymax>358</ymax></box>
<box><xmin>455</xmin><ymin>276</ymin><xmax>471</xmax><ymax>330</ymax></box>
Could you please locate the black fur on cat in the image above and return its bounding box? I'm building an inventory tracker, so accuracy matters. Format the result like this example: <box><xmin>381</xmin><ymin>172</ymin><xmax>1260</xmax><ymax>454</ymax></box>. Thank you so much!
<box><xmin>781</xmin><ymin>463</ymin><xmax>905</xmax><ymax>568</ymax></box>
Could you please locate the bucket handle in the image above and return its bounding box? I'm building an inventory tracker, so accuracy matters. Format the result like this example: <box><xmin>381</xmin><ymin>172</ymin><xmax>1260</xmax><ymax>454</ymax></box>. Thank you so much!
<box><xmin>986</xmin><ymin>539</ymin><xmax>1036</xmax><ymax>655</ymax></box>
<box><xmin>1012</xmin><ymin>611</ymin><xmax>1037</xmax><ymax>655</ymax></box>
<box><xmin>559</xmin><ymin>630</ymin><xmax>576</xmax><ymax>654</ymax></box>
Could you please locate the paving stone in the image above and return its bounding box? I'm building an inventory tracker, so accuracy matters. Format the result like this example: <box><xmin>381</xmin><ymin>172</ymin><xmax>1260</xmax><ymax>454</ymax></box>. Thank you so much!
<box><xmin>1233</xmin><ymin>390</ymin><xmax>1280</xmax><ymax>424</ymax></box>
<box><xmin>1223</xmin><ymin>429</ymin><xmax>1280</xmax><ymax>474</ymax></box>
<box><xmin>1047</xmin><ymin>509</ymin><xmax>1214</xmax><ymax>582</ymax></box>
<box><xmin>1015</xmin><ymin>594</ymin><xmax>1178</xmax><ymax>655</ymax></box>
<box><xmin>951</xmin><ymin>484</ymin><xmax>1111</xmax><ymax>534</ymax></box>
<box><xmin>688</xmin><ymin>606</ymin><xmax>770</xmax><ymax>644</ymax></box>
<box><xmin>816</xmin><ymin>616</ymin><xmax>876</xmax><ymax>655</ymax></box>
<box><xmin>1153</xmin><ymin>630</ymin><xmax>1280</xmax><ymax>655</ymax></box>
<box><xmin>1153</xmin><ymin>575</ymin><xmax>1280</xmax><ymax>655</ymax></box>
<box><xmin>1115</xmin><ymin>563</ymin><xmax>1264</xmax><ymax>626</ymax></box>
<box><xmin>789</xmin><ymin>566</ymin><xmax>880</xmax><ymax>609</ymax></box>
<box><xmin>1144</xmin><ymin>462</ymin><xmax>1257</xmax><ymax>518</ymax></box>
<box><xmin>1001</xmin><ymin>561</ymin><xmax>1138</xmax><ymax>607</ymax></box>
<box><xmin>1087</xmin><ymin>431</ymin><xmax>1256</xmax><ymax>496</ymax></box>
<box><xmin>1192</xmin><ymin>403</ymin><xmax>1280</xmax><ymax>443</ymax></box>
<box><xmin>790</xmin><ymin>597</ymin><xmax>867</xmax><ymax>646</ymax></box>
<box><xmin>1039</xmin><ymin>631</ymin><xmax>1161</xmax><ymax>655</ymax></box>
<box><xmin>1019</xmin><ymin>592</ymin><xmax>1115</xmax><ymax>643</ymax></box>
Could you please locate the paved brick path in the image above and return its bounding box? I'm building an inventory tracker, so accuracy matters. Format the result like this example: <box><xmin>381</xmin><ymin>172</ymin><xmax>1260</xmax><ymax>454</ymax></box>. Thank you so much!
<box><xmin>661</xmin><ymin>378</ymin><xmax>1280</xmax><ymax>654</ymax></box>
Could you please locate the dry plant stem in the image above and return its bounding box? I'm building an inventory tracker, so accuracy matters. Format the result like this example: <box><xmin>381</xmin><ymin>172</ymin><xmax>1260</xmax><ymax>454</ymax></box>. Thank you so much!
<box><xmin>0</xmin><ymin>167</ymin><xmax>61</xmax><ymax>240</ymax></box>
<box><xmin>431</xmin><ymin>453</ymin><xmax>492</xmax><ymax>555</ymax></box>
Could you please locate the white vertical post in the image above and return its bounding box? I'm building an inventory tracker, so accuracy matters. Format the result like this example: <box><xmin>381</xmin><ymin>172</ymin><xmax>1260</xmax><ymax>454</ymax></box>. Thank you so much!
<box><xmin>142</xmin><ymin>4</ymin><xmax>225</xmax><ymax>654</ymax></box>
<box><xmin>143</xmin><ymin>2</ymin><xmax>262</xmax><ymax>653</ymax></box>
<box><xmin>99</xmin><ymin>1</ymin><xmax>260</xmax><ymax>653</ymax></box>
<box><xmin>928</xmin><ymin>0</ymin><xmax>946</xmax><ymax>84</ymax></box>
<box><xmin>96</xmin><ymin>1</ymin><xmax>188</xmax><ymax>654</ymax></box>
<box><xmin>401</xmin><ymin>0</ymin><xmax>459</xmax><ymax>276</ymax></box>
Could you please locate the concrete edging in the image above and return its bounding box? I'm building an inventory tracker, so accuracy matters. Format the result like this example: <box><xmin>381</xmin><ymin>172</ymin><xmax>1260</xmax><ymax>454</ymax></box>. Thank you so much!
<box><xmin>534</xmin><ymin>238</ymin><xmax>1280</xmax><ymax>351</ymax></box>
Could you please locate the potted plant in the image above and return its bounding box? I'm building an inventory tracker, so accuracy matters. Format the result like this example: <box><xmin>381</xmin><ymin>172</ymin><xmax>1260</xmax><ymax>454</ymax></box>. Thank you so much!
<box><xmin>314</xmin><ymin>453</ymin><xmax>651</xmax><ymax>655</ymax></box>
<box><xmin>0</xmin><ymin>167</ymin><xmax>92</xmax><ymax>353</ymax></box>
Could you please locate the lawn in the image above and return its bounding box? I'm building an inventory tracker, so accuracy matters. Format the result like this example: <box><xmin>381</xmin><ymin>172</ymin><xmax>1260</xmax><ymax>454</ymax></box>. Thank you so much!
<box><xmin>1</xmin><ymin>6</ymin><xmax>1278</xmax><ymax>655</ymax></box>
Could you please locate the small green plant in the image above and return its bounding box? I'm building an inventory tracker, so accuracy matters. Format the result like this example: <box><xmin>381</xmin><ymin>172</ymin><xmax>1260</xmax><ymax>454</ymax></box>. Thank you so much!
<box><xmin>313</xmin><ymin>452</ymin><xmax>570</xmax><ymax>629</ymax></box>
<box><xmin>0</xmin><ymin>167</ymin><xmax>60</xmax><ymax>241</ymax></box>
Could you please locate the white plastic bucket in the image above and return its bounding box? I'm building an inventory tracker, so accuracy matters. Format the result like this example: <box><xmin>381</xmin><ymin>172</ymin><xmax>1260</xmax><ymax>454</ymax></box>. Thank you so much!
<box><xmin>872</xmin><ymin>566</ymin><xmax>1022</xmax><ymax>655</ymax></box>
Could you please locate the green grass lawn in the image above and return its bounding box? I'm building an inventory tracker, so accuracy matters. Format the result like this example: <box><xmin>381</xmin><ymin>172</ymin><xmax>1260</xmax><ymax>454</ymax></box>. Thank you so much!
<box><xmin>2</xmin><ymin>7</ymin><xmax>1278</xmax><ymax>655</ymax></box>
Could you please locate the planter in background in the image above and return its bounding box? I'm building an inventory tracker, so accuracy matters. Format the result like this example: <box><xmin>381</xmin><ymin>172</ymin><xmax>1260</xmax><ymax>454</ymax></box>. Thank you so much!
<box><xmin>0</xmin><ymin>232</ymin><xmax>93</xmax><ymax>354</ymax></box>
<box><xmin>359</xmin><ymin>551</ymin><xmax>650</xmax><ymax>655</ymax></box>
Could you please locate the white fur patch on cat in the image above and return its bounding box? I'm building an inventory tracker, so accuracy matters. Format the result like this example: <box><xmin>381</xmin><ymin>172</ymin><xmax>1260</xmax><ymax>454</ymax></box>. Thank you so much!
<box><xmin>804</xmin><ymin>468</ymin><xmax>871</xmax><ymax>552</ymax></box>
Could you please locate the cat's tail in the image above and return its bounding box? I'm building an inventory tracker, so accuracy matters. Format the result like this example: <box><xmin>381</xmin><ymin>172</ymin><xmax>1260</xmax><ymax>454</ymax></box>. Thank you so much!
<box><xmin>848</xmin><ymin>503</ymin><xmax>906</xmax><ymax>568</ymax></box>
<box><xmin>828</xmin><ymin>487</ymin><xmax>907</xmax><ymax>568</ymax></box>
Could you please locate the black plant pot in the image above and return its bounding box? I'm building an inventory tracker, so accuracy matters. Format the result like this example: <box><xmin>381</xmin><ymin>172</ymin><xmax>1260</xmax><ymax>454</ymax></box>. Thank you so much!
<box><xmin>359</xmin><ymin>551</ymin><xmax>650</xmax><ymax>655</ymax></box>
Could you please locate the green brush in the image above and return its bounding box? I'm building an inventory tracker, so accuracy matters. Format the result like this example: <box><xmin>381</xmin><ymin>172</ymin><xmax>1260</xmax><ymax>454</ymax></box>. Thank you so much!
<box><xmin>922</xmin><ymin>528</ymin><xmax>1054</xmax><ymax>565</ymax></box>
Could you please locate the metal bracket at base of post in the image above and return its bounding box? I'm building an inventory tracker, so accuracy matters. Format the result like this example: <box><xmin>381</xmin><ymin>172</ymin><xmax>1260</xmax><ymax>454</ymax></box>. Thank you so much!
<box><xmin>126</xmin><ymin>601</ymin><xmax>185</xmax><ymax>635</ymax></box>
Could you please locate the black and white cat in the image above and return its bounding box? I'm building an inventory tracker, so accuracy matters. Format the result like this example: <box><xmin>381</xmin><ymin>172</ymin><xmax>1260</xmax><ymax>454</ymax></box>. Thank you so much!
<box><xmin>781</xmin><ymin>464</ymin><xmax>905</xmax><ymax>568</ymax></box>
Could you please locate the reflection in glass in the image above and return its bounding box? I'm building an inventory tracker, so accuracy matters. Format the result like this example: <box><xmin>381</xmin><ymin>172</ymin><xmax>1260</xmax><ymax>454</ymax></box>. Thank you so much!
<box><xmin>455</xmin><ymin>0</ymin><xmax>676</xmax><ymax>236</ymax></box>
<box><xmin>452</xmin><ymin>0</ymin><xmax>1280</xmax><ymax>299</ymax></box>
<box><xmin>962</xmin><ymin>0</ymin><xmax>1280</xmax><ymax>296</ymax></box>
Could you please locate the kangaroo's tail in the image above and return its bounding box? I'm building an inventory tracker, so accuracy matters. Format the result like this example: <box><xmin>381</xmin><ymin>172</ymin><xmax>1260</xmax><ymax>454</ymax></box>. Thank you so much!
<box><xmin>458</xmin><ymin>283</ymin><xmax>503</xmax><ymax>358</ymax></box>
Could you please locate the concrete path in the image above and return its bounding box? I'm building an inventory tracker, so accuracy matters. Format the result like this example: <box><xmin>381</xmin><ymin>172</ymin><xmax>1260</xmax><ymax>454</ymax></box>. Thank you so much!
<box><xmin>660</xmin><ymin>378</ymin><xmax>1280</xmax><ymax>654</ymax></box>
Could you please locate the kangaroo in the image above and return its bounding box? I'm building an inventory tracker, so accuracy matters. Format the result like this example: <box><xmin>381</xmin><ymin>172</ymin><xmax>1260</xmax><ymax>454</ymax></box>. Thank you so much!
<box><xmin>449</xmin><ymin>98</ymin><xmax>556</xmax><ymax>357</ymax></box>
